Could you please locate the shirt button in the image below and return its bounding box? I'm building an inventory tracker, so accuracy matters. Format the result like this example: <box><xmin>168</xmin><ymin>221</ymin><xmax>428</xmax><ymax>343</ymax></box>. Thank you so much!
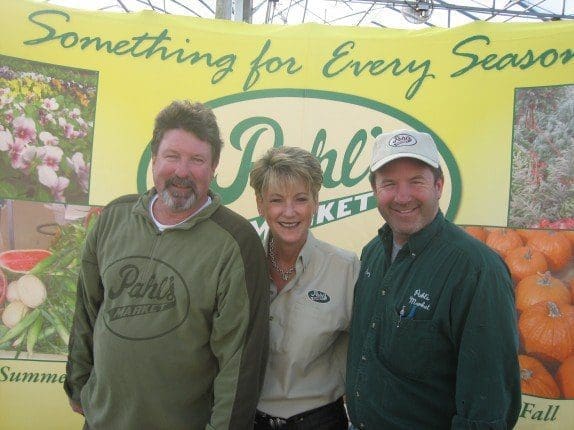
<box><xmin>359</xmin><ymin>424</ymin><xmax>365</xmax><ymax>429</ymax></box>
<box><xmin>269</xmin><ymin>316</ymin><xmax>274</xmax><ymax>321</ymax></box>
<box><xmin>355</xmin><ymin>391</ymin><xmax>360</xmax><ymax>398</ymax></box>
<box><xmin>361</xmin><ymin>355</ymin><xmax>366</xmax><ymax>361</ymax></box>
<box><xmin>381</xmin><ymin>290</ymin><xmax>386</xmax><ymax>296</ymax></box>
<box><xmin>411</xmin><ymin>252</ymin><xmax>416</xmax><ymax>257</ymax></box>
<box><xmin>371</xmin><ymin>322</ymin><xmax>376</xmax><ymax>329</ymax></box>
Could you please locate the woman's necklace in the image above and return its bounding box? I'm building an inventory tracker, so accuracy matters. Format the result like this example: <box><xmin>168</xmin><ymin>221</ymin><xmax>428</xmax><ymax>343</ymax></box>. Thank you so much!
<box><xmin>268</xmin><ymin>237</ymin><xmax>296</xmax><ymax>281</ymax></box>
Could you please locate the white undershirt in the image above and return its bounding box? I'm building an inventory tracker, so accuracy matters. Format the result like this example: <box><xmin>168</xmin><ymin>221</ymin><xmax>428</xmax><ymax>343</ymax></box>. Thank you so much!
<box><xmin>149</xmin><ymin>194</ymin><xmax>211</xmax><ymax>231</ymax></box>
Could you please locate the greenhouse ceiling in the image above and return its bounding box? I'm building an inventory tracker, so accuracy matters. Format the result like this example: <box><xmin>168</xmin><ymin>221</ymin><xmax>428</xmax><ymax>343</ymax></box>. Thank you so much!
<box><xmin>46</xmin><ymin>0</ymin><xmax>574</xmax><ymax>28</ymax></box>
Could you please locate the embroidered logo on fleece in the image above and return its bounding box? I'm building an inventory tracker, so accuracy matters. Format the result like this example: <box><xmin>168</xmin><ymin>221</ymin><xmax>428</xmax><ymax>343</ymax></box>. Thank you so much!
<box><xmin>389</xmin><ymin>133</ymin><xmax>417</xmax><ymax>147</ymax></box>
<box><xmin>308</xmin><ymin>290</ymin><xmax>330</xmax><ymax>303</ymax></box>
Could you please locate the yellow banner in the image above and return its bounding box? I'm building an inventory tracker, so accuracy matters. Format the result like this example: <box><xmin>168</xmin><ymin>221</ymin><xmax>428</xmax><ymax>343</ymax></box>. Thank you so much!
<box><xmin>0</xmin><ymin>0</ymin><xmax>573</xmax><ymax>428</ymax></box>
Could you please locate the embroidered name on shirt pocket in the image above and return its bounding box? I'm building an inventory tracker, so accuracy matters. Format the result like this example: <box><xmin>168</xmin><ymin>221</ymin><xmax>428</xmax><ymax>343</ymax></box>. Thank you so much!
<box><xmin>377</xmin><ymin>316</ymin><xmax>437</xmax><ymax>381</ymax></box>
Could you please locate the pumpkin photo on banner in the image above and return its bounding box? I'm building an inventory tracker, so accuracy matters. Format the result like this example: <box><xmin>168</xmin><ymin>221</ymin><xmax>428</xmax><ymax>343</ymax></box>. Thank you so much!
<box><xmin>465</xmin><ymin>225</ymin><xmax>574</xmax><ymax>403</ymax></box>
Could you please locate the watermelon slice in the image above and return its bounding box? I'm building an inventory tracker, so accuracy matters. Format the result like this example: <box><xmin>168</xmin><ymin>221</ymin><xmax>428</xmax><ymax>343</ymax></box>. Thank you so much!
<box><xmin>0</xmin><ymin>249</ymin><xmax>53</xmax><ymax>274</ymax></box>
<box><xmin>0</xmin><ymin>268</ymin><xmax>6</xmax><ymax>305</ymax></box>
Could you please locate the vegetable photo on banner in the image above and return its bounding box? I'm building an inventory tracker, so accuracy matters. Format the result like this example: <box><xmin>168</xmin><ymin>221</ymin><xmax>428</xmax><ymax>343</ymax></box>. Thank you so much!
<box><xmin>0</xmin><ymin>209</ymin><xmax>99</xmax><ymax>358</ymax></box>
<box><xmin>509</xmin><ymin>85</ymin><xmax>574</xmax><ymax>230</ymax></box>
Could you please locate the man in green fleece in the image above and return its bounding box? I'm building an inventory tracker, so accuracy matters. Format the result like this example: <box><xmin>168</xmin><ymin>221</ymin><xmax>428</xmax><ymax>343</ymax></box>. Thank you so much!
<box><xmin>346</xmin><ymin>129</ymin><xmax>521</xmax><ymax>429</ymax></box>
<box><xmin>64</xmin><ymin>100</ymin><xmax>269</xmax><ymax>430</ymax></box>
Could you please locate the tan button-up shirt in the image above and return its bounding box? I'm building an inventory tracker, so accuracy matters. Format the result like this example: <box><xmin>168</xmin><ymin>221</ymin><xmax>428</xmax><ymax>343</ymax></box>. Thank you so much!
<box><xmin>258</xmin><ymin>232</ymin><xmax>360</xmax><ymax>418</ymax></box>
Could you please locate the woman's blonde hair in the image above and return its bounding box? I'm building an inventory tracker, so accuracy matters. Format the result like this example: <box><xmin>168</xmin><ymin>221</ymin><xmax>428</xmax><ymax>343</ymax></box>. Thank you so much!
<box><xmin>249</xmin><ymin>146</ymin><xmax>323</xmax><ymax>201</ymax></box>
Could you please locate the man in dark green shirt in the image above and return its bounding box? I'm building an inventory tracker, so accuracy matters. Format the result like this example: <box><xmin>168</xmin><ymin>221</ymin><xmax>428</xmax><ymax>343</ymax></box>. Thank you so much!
<box><xmin>346</xmin><ymin>129</ymin><xmax>521</xmax><ymax>429</ymax></box>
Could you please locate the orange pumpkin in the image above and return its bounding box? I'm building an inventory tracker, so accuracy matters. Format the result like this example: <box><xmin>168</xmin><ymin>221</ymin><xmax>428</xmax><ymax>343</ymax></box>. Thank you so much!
<box><xmin>517</xmin><ymin>229</ymin><xmax>541</xmax><ymax>243</ymax></box>
<box><xmin>519</xmin><ymin>301</ymin><xmax>574</xmax><ymax>364</ymax></box>
<box><xmin>518</xmin><ymin>355</ymin><xmax>561</xmax><ymax>399</ymax></box>
<box><xmin>556</xmin><ymin>355</ymin><xmax>574</xmax><ymax>399</ymax></box>
<box><xmin>563</xmin><ymin>231</ymin><xmax>574</xmax><ymax>247</ymax></box>
<box><xmin>485</xmin><ymin>228</ymin><xmax>523</xmax><ymax>257</ymax></box>
<box><xmin>515</xmin><ymin>272</ymin><xmax>571</xmax><ymax>313</ymax></box>
<box><xmin>463</xmin><ymin>226</ymin><xmax>487</xmax><ymax>242</ymax></box>
<box><xmin>527</xmin><ymin>231</ymin><xmax>572</xmax><ymax>272</ymax></box>
<box><xmin>505</xmin><ymin>246</ymin><xmax>548</xmax><ymax>283</ymax></box>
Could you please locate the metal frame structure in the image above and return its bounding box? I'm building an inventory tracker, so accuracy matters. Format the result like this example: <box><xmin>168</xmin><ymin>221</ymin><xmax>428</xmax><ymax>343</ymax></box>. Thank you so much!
<box><xmin>47</xmin><ymin>1</ymin><xmax>573</xmax><ymax>27</ymax></box>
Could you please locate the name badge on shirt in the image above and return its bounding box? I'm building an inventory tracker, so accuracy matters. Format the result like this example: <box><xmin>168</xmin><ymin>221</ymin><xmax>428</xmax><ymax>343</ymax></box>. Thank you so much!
<box><xmin>308</xmin><ymin>290</ymin><xmax>330</xmax><ymax>303</ymax></box>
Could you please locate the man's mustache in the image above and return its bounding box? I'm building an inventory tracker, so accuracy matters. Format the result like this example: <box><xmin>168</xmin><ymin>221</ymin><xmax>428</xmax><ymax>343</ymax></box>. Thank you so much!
<box><xmin>166</xmin><ymin>176</ymin><xmax>196</xmax><ymax>190</ymax></box>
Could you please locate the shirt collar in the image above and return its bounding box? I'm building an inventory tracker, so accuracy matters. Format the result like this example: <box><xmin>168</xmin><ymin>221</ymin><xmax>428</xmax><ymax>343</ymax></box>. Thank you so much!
<box><xmin>134</xmin><ymin>188</ymin><xmax>220</xmax><ymax>227</ymax></box>
<box><xmin>263</xmin><ymin>230</ymin><xmax>316</xmax><ymax>274</ymax></box>
<box><xmin>378</xmin><ymin>211</ymin><xmax>445</xmax><ymax>255</ymax></box>
<box><xmin>298</xmin><ymin>230</ymin><xmax>316</xmax><ymax>272</ymax></box>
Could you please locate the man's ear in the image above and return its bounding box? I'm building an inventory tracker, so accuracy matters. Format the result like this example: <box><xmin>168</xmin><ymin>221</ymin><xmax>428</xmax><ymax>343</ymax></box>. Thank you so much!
<box><xmin>435</xmin><ymin>177</ymin><xmax>444</xmax><ymax>198</ymax></box>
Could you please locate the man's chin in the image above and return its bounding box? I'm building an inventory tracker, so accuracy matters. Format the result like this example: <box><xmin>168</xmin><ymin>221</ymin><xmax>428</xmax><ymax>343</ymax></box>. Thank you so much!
<box><xmin>171</xmin><ymin>198</ymin><xmax>196</xmax><ymax>212</ymax></box>
<box><xmin>161</xmin><ymin>190</ymin><xmax>196</xmax><ymax>213</ymax></box>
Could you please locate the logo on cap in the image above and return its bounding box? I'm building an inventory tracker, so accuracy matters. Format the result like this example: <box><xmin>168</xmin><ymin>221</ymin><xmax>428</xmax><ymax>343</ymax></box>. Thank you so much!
<box><xmin>389</xmin><ymin>133</ymin><xmax>417</xmax><ymax>147</ymax></box>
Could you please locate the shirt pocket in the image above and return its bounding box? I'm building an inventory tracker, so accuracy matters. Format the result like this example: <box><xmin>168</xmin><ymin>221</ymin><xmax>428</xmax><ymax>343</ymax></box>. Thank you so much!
<box><xmin>283</xmin><ymin>298</ymin><xmax>342</xmax><ymax>365</ymax></box>
<box><xmin>376</xmin><ymin>314</ymin><xmax>437</xmax><ymax>381</ymax></box>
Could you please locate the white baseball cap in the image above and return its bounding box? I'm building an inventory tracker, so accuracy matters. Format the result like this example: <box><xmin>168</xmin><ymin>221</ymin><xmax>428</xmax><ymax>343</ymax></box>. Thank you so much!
<box><xmin>370</xmin><ymin>129</ymin><xmax>440</xmax><ymax>172</ymax></box>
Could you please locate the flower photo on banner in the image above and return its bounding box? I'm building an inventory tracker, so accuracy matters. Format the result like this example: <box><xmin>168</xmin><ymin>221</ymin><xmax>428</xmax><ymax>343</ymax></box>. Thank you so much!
<box><xmin>0</xmin><ymin>55</ymin><xmax>97</xmax><ymax>204</ymax></box>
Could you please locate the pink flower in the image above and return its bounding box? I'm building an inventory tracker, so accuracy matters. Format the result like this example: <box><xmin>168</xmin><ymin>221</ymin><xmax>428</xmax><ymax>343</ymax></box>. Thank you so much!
<box><xmin>58</xmin><ymin>117</ymin><xmax>82</xmax><ymax>139</ymax></box>
<box><xmin>41</xmin><ymin>98</ymin><xmax>59</xmax><ymax>111</ymax></box>
<box><xmin>67</xmin><ymin>152</ymin><xmax>90</xmax><ymax>193</ymax></box>
<box><xmin>39</xmin><ymin>110</ymin><xmax>56</xmax><ymax>126</ymax></box>
<box><xmin>0</xmin><ymin>129</ymin><xmax>13</xmax><ymax>151</ymax></box>
<box><xmin>38</xmin><ymin>165</ymin><xmax>70</xmax><ymax>202</ymax></box>
<box><xmin>16</xmin><ymin>146</ymin><xmax>37</xmax><ymax>170</ymax></box>
<box><xmin>69</xmin><ymin>108</ymin><xmax>81</xmax><ymax>119</ymax></box>
<box><xmin>64</xmin><ymin>123</ymin><xmax>76</xmax><ymax>138</ymax></box>
<box><xmin>5</xmin><ymin>109</ymin><xmax>14</xmax><ymax>123</ymax></box>
<box><xmin>12</xmin><ymin>116</ymin><xmax>37</xmax><ymax>144</ymax></box>
<box><xmin>39</xmin><ymin>131</ymin><xmax>59</xmax><ymax>146</ymax></box>
<box><xmin>64</xmin><ymin>123</ymin><xmax>84</xmax><ymax>139</ymax></box>
<box><xmin>0</xmin><ymin>131</ymin><xmax>36</xmax><ymax>170</ymax></box>
<box><xmin>37</xmin><ymin>145</ymin><xmax>64</xmax><ymax>171</ymax></box>
<box><xmin>76</xmin><ymin>116</ymin><xmax>88</xmax><ymax>130</ymax></box>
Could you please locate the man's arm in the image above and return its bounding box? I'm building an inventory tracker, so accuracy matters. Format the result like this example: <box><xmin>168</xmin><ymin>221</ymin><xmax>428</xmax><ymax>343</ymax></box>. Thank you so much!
<box><xmin>63</xmin><ymin>222</ymin><xmax>104</xmax><ymax>413</ymax></box>
<box><xmin>207</xmin><ymin>234</ymin><xmax>269</xmax><ymax>430</ymax></box>
<box><xmin>451</xmin><ymin>260</ymin><xmax>522</xmax><ymax>429</ymax></box>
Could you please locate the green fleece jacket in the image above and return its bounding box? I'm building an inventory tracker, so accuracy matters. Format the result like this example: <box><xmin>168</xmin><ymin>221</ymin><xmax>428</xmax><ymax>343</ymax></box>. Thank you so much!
<box><xmin>64</xmin><ymin>190</ymin><xmax>269</xmax><ymax>430</ymax></box>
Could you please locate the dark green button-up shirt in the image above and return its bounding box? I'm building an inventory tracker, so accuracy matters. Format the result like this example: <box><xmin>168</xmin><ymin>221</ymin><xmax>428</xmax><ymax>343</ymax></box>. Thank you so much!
<box><xmin>346</xmin><ymin>212</ymin><xmax>521</xmax><ymax>429</ymax></box>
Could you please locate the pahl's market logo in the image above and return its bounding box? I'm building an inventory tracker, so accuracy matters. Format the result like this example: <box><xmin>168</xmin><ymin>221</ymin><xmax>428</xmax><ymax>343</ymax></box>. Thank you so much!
<box><xmin>308</xmin><ymin>290</ymin><xmax>330</xmax><ymax>303</ymax></box>
<box><xmin>107</xmin><ymin>264</ymin><xmax>176</xmax><ymax>321</ymax></box>
<box><xmin>389</xmin><ymin>133</ymin><xmax>417</xmax><ymax>147</ymax></box>
<box><xmin>103</xmin><ymin>256</ymin><xmax>190</xmax><ymax>340</ymax></box>
<box><xmin>137</xmin><ymin>90</ymin><xmax>461</xmax><ymax>236</ymax></box>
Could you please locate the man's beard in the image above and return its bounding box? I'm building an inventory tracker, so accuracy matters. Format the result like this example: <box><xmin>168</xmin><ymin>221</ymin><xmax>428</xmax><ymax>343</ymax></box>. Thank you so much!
<box><xmin>160</xmin><ymin>177</ymin><xmax>197</xmax><ymax>212</ymax></box>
